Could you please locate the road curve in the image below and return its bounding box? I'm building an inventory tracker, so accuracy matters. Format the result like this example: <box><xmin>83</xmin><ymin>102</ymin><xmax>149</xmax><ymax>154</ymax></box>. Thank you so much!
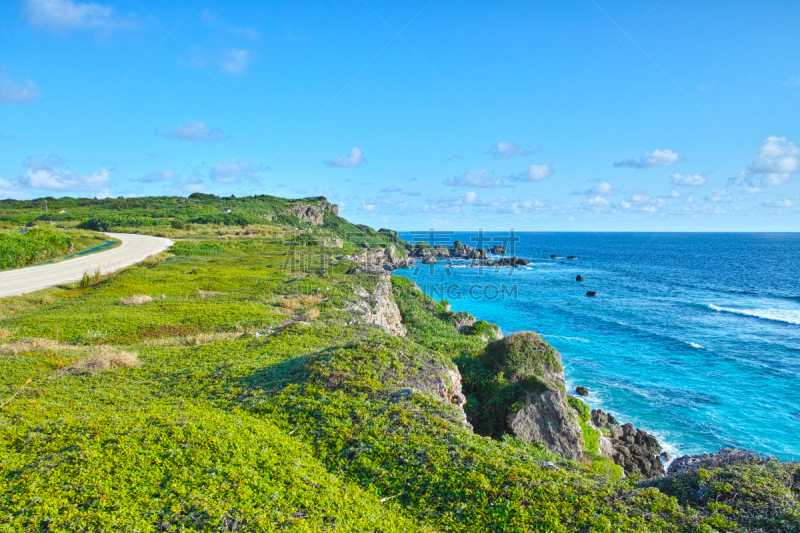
<box><xmin>0</xmin><ymin>232</ymin><xmax>173</xmax><ymax>298</ymax></box>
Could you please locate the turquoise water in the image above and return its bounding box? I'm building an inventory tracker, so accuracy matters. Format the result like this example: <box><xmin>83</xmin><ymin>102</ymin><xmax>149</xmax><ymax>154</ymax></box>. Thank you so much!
<box><xmin>393</xmin><ymin>232</ymin><xmax>800</xmax><ymax>460</ymax></box>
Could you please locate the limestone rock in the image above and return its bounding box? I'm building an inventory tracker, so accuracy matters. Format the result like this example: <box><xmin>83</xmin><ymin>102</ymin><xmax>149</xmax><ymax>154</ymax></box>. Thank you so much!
<box><xmin>576</xmin><ymin>275</ymin><xmax>584</xmax><ymax>282</ymax></box>
<box><xmin>667</xmin><ymin>448</ymin><xmax>759</xmax><ymax>477</ymax></box>
<box><xmin>490</xmin><ymin>245</ymin><xmax>506</xmax><ymax>254</ymax></box>
<box><xmin>508</xmin><ymin>389</ymin><xmax>585</xmax><ymax>461</ymax></box>
<box><xmin>359</xmin><ymin>277</ymin><xmax>407</xmax><ymax>337</ymax></box>
<box><xmin>575</xmin><ymin>386</ymin><xmax>589</xmax><ymax>397</ymax></box>
<box><xmin>283</xmin><ymin>199</ymin><xmax>338</xmax><ymax>226</ymax></box>
<box><xmin>449</xmin><ymin>241</ymin><xmax>487</xmax><ymax>259</ymax></box>
<box><xmin>483</xmin><ymin>257</ymin><xmax>530</xmax><ymax>267</ymax></box>
<box><xmin>591</xmin><ymin>408</ymin><xmax>664</xmax><ymax>478</ymax></box>
<box><xmin>482</xmin><ymin>332</ymin><xmax>585</xmax><ymax>461</ymax></box>
<box><xmin>449</xmin><ymin>311</ymin><xmax>475</xmax><ymax>333</ymax></box>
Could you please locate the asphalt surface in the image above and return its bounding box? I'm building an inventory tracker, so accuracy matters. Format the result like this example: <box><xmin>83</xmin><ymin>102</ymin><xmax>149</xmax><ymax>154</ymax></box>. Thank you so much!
<box><xmin>0</xmin><ymin>232</ymin><xmax>173</xmax><ymax>298</ymax></box>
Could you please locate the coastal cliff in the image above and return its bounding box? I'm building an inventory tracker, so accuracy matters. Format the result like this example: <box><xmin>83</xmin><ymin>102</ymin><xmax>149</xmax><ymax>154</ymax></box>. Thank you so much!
<box><xmin>1</xmin><ymin>193</ymin><xmax>797</xmax><ymax>532</ymax></box>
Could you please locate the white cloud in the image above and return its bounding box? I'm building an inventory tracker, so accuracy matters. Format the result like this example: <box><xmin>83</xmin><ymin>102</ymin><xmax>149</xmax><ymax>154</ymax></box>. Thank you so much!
<box><xmin>730</xmin><ymin>136</ymin><xmax>799</xmax><ymax>189</ymax></box>
<box><xmin>487</xmin><ymin>141</ymin><xmax>540</xmax><ymax>159</ymax></box>
<box><xmin>221</xmin><ymin>48</ymin><xmax>251</xmax><ymax>75</ymax></box>
<box><xmin>511</xmin><ymin>162</ymin><xmax>552</xmax><ymax>183</ymax></box>
<box><xmin>584</xmin><ymin>196</ymin><xmax>609</xmax><ymax>208</ymax></box>
<box><xmin>761</xmin><ymin>199</ymin><xmax>794</xmax><ymax>208</ymax></box>
<box><xmin>748</xmin><ymin>136</ymin><xmax>798</xmax><ymax>186</ymax></box>
<box><xmin>614</xmin><ymin>149</ymin><xmax>681</xmax><ymax>169</ymax></box>
<box><xmin>142</xmin><ymin>168</ymin><xmax>178</xmax><ymax>183</ymax></box>
<box><xmin>361</xmin><ymin>201</ymin><xmax>376</xmax><ymax>211</ymax></box>
<box><xmin>23</xmin><ymin>0</ymin><xmax>135</xmax><ymax>34</ymax></box>
<box><xmin>21</xmin><ymin>154</ymin><xmax>111</xmax><ymax>191</ymax></box>
<box><xmin>593</xmin><ymin>182</ymin><xmax>614</xmax><ymax>195</ymax></box>
<box><xmin>464</xmin><ymin>191</ymin><xmax>478</xmax><ymax>203</ymax></box>
<box><xmin>705</xmin><ymin>189</ymin><xmax>734</xmax><ymax>203</ymax></box>
<box><xmin>157</xmin><ymin>120</ymin><xmax>224</xmax><ymax>142</ymax></box>
<box><xmin>444</xmin><ymin>169</ymin><xmax>503</xmax><ymax>188</ymax></box>
<box><xmin>423</xmin><ymin>196</ymin><xmax>463</xmax><ymax>214</ymax></box>
<box><xmin>210</xmin><ymin>157</ymin><xmax>266</xmax><ymax>184</ymax></box>
<box><xmin>380</xmin><ymin>185</ymin><xmax>401</xmax><ymax>193</ymax></box>
<box><xmin>0</xmin><ymin>79</ymin><xmax>41</xmax><ymax>104</ymax></box>
<box><xmin>669</xmin><ymin>190</ymin><xmax>681</xmax><ymax>198</ymax></box>
<box><xmin>671</xmin><ymin>172</ymin><xmax>707</xmax><ymax>186</ymax></box>
<box><xmin>616</xmin><ymin>193</ymin><xmax>666</xmax><ymax>213</ymax></box>
<box><xmin>470</xmin><ymin>195</ymin><xmax>553</xmax><ymax>214</ymax></box>
<box><xmin>325</xmin><ymin>147</ymin><xmax>364</xmax><ymax>168</ymax></box>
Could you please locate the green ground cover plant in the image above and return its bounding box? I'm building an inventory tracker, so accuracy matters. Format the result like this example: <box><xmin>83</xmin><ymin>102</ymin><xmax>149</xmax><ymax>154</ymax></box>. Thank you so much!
<box><xmin>0</xmin><ymin>194</ymin><xmax>797</xmax><ymax>532</ymax></box>
<box><xmin>0</xmin><ymin>227</ymin><xmax>114</xmax><ymax>270</ymax></box>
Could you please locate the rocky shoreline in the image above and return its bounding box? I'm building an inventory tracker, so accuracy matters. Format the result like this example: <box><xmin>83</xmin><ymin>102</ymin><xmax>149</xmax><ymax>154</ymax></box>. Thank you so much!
<box><xmin>339</xmin><ymin>238</ymin><xmax>720</xmax><ymax>480</ymax></box>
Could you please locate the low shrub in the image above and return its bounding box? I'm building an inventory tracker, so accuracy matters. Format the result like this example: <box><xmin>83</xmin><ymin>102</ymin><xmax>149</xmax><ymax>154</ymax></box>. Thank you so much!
<box><xmin>281</xmin><ymin>299</ymin><xmax>301</xmax><ymax>310</ymax></box>
<box><xmin>62</xmin><ymin>346</ymin><xmax>140</xmax><ymax>376</ymax></box>
<box><xmin>118</xmin><ymin>295</ymin><xmax>152</xmax><ymax>306</ymax></box>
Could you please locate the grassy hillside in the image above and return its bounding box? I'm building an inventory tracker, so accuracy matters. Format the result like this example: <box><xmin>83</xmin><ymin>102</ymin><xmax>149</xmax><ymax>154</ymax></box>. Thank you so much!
<box><xmin>0</xmin><ymin>227</ymin><xmax>116</xmax><ymax>270</ymax></box>
<box><xmin>0</xmin><ymin>194</ymin><xmax>405</xmax><ymax>248</ymax></box>
<box><xmin>0</xmin><ymin>196</ymin><xmax>797</xmax><ymax>532</ymax></box>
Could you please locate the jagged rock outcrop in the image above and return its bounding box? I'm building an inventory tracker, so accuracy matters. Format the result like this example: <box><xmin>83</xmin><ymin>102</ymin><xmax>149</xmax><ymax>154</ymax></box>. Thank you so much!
<box><xmin>434</xmin><ymin>245</ymin><xmax>450</xmax><ymax>258</ymax></box>
<box><xmin>448</xmin><ymin>311</ymin><xmax>475</xmax><ymax>332</ymax></box>
<box><xmin>321</xmin><ymin>236</ymin><xmax>344</xmax><ymax>248</ymax></box>
<box><xmin>490</xmin><ymin>245</ymin><xmax>506</xmax><ymax>254</ymax></box>
<box><xmin>482</xmin><ymin>332</ymin><xmax>585</xmax><ymax>461</ymax></box>
<box><xmin>283</xmin><ymin>199</ymin><xmax>338</xmax><ymax>226</ymax></box>
<box><xmin>348</xmin><ymin>277</ymin><xmax>407</xmax><ymax>337</ymax></box>
<box><xmin>667</xmin><ymin>448</ymin><xmax>757</xmax><ymax>476</ymax></box>
<box><xmin>575</xmin><ymin>386</ymin><xmax>589</xmax><ymax>396</ymax></box>
<box><xmin>576</xmin><ymin>275</ymin><xmax>584</xmax><ymax>282</ymax></box>
<box><xmin>422</xmin><ymin>257</ymin><xmax>436</xmax><ymax>264</ymax></box>
<box><xmin>481</xmin><ymin>257</ymin><xmax>531</xmax><ymax>267</ymax></box>
<box><xmin>392</xmin><ymin>364</ymin><xmax>471</xmax><ymax>429</ymax></box>
<box><xmin>450</xmin><ymin>241</ymin><xmax>487</xmax><ymax>259</ymax></box>
<box><xmin>340</xmin><ymin>245</ymin><xmax>415</xmax><ymax>272</ymax></box>
<box><xmin>591</xmin><ymin>409</ymin><xmax>664</xmax><ymax>478</ymax></box>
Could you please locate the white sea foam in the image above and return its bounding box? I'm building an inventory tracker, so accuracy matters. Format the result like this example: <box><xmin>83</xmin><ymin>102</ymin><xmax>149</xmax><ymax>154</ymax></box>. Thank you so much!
<box><xmin>542</xmin><ymin>334</ymin><xmax>590</xmax><ymax>343</ymax></box>
<box><xmin>708</xmin><ymin>304</ymin><xmax>800</xmax><ymax>325</ymax></box>
<box><xmin>688</xmin><ymin>341</ymin><xmax>703</xmax><ymax>349</ymax></box>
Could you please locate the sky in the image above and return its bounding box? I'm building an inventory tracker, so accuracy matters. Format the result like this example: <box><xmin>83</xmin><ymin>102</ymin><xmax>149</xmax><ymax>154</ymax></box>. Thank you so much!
<box><xmin>1</xmin><ymin>0</ymin><xmax>799</xmax><ymax>231</ymax></box>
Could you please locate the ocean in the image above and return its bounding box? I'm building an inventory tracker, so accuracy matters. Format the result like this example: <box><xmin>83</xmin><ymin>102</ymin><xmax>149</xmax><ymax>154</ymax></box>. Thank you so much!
<box><xmin>392</xmin><ymin>232</ymin><xmax>800</xmax><ymax>460</ymax></box>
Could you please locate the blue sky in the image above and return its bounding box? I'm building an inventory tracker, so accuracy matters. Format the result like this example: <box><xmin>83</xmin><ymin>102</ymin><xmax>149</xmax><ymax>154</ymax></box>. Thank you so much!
<box><xmin>1</xmin><ymin>0</ymin><xmax>798</xmax><ymax>231</ymax></box>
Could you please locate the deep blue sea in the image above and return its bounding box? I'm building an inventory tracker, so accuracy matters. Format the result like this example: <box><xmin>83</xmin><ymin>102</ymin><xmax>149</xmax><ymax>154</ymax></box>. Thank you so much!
<box><xmin>393</xmin><ymin>232</ymin><xmax>800</xmax><ymax>460</ymax></box>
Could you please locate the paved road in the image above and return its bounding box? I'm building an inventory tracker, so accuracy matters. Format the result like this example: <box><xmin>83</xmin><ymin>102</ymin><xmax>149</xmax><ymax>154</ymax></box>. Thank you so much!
<box><xmin>0</xmin><ymin>232</ymin><xmax>173</xmax><ymax>298</ymax></box>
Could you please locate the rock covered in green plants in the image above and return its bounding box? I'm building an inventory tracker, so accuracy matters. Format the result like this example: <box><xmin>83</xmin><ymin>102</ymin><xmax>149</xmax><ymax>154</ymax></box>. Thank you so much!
<box><xmin>465</xmin><ymin>320</ymin><xmax>503</xmax><ymax>341</ymax></box>
<box><xmin>480</xmin><ymin>332</ymin><xmax>586</xmax><ymax>460</ymax></box>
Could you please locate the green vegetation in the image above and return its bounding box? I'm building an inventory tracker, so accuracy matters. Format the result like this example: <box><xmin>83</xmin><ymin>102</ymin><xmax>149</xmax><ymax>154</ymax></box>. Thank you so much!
<box><xmin>0</xmin><ymin>194</ymin><xmax>406</xmax><ymax>248</ymax></box>
<box><xmin>649</xmin><ymin>455</ymin><xmax>800</xmax><ymax>532</ymax></box>
<box><xmin>0</xmin><ymin>226</ymin><xmax>115</xmax><ymax>270</ymax></box>
<box><xmin>0</xmin><ymin>194</ymin><xmax>797</xmax><ymax>531</ymax></box>
<box><xmin>568</xmin><ymin>395</ymin><xmax>603</xmax><ymax>454</ymax></box>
